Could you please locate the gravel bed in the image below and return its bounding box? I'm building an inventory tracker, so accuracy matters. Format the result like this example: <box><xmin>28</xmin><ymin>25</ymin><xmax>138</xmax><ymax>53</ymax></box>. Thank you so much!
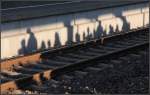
<box><xmin>32</xmin><ymin>48</ymin><xmax>149</xmax><ymax>94</ymax></box>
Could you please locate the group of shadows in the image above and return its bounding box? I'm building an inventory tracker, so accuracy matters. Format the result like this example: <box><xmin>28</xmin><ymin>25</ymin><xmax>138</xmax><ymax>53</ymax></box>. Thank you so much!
<box><xmin>18</xmin><ymin>19</ymin><xmax>130</xmax><ymax>55</ymax></box>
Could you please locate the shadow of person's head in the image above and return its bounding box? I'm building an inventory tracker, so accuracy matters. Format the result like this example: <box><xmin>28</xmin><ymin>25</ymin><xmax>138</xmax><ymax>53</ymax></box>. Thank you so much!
<box><xmin>47</xmin><ymin>40</ymin><xmax>51</xmax><ymax>48</ymax></box>
<box><xmin>27</xmin><ymin>28</ymin><xmax>34</xmax><ymax>35</ymax></box>
<box><xmin>98</xmin><ymin>21</ymin><xmax>102</xmax><ymax>25</ymax></box>
<box><xmin>109</xmin><ymin>25</ymin><xmax>112</xmax><ymax>28</ymax></box>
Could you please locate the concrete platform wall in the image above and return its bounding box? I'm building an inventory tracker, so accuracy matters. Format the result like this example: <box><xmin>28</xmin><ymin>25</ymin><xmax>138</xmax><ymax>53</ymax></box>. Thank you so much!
<box><xmin>1</xmin><ymin>3</ymin><xmax>149</xmax><ymax>59</ymax></box>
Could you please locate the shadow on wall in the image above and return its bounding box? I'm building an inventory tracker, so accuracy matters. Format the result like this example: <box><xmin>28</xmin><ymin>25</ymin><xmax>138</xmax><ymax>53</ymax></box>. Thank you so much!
<box><xmin>113</xmin><ymin>10</ymin><xmax>131</xmax><ymax>32</ymax></box>
<box><xmin>54</xmin><ymin>32</ymin><xmax>61</xmax><ymax>48</ymax></box>
<box><xmin>115</xmin><ymin>25</ymin><xmax>119</xmax><ymax>33</ymax></box>
<box><xmin>18</xmin><ymin>39</ymin><xmax>27</xmax><ymax>55</ymax></box>
<box><xmin>18</xmin><ymin>28</ymin><xmax>38</xmax><ymax>55</ymax></box>
<box><xmin>18</xmin><ymin>28</ymin><xmax>62</xmax><ymax>55</ymax></box>
<box><xmin>120</xmin><ymin>16</ymin><xmax>130</xmax><ymax>32</ymax></box>
<box><xmin>65</xmin><ymin>26</ymin><xmax>74</xmax><ymax>46</ymax></box>
<box><xmin>75</xmin><ymin>31</ymin><xmax>80</xmax><ymax>43</ymax></box>
<box><xmin>18</xmin><ymin>8</ymin><xmax>132</xmax><ymax>55</ymax></box>
<box><xmin>95</xmin><ymin>21</ymin><xmax>103</xmax><ymax>38</ymax></box>
<box><xmin>109</xmin><ymin>25</ymin><xmax>114</xmax><ymax>35</ymax></box>
<box><xmin>18</xmin><ymin>28</ymin><xmax>53</xmax><ymax>55</ymax></box>
<box><xmin>40</xmin><ymin>40</ymin><xmax>46</xmax><ymax>50</ymax></box>
<box><xmin>18</xmin><ymin>28</ymin><xmax>37</xmax><ymax>54</ymax></box>
<box><xmin>26</xmin><ymin>28</ymin><xmax>37</xmax><ymax>53</ymax></box>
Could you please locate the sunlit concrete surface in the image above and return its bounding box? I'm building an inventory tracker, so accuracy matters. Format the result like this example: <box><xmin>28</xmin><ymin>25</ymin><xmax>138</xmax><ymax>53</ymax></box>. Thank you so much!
<box><xmin>1</xmin><ymin>2</ymin><xmax>149</xmax><ymax>59</ymax></box>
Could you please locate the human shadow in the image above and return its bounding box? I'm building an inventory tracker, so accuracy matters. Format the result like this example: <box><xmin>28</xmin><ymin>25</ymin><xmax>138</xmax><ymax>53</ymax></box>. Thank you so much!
<box><xmin>93</xmin><ymin>29</ymin><xmax>97</xmax><ymax>39</ymax></box>
<box><xmin>86</xmin><ymin>27</ymin><xmax>90</xmax><ymax>41</ymax></box>
<box><xmin>40</xmin><ymin>40</ymin><xmax>51</xmax><ymax>50</ymax></box>
<box><xmin>113</xmin><ymin>10</ymin><xmax>131</xmax><ymax>33</ymax></box>
<box><xmin>26</xmin><ymin>28</ymin><xmax>38</xmax><ymax>53</ymax></box>
<box><xmin>75</xmin><ymin>31</ymin><xmax>80</xmax><ymax>43</ymax></box>
<box><xmin>103</xmin><ymin>28</ymin><xmax>107</xmax><ymax>37</ymax></box>
<box><xmin>109</xmin><ymin>25</ymin><xmax>115</xmax><ymax>35</ymax></box>
<box><xmin>86</xmin><ymin>27</ymin><xmax>93</xmax><ymax>41</ymax></box>
<box><xmin>95</xmin><ymin>21</ymin><xmax>104</xmax><ymax>38</ymax></box>
<box><xmin>115</xmin><ymin>25</ymin><xmax>119</xmax><ymax>34</ymax></box>
<box><xmin>54</xmin><ymin>32</ymin><xmax>61</xmax><ymax>48</ymax></box>
<box><xmin>18</xmin><ymin>28</ymin><xmax>38</xmax><ymax>55</ymax></box>
<box><xmin>47</xmin><ymin>40</ymin><xmax>51</xmax><ymax>49</ymax></box>
<box><xmin>65</xmin><ymin>25</ymin><xmax>74</xmax><ymax>46</ymax></box>
<box><xmin>40</xmin><ymin>41</ymin><xmax>46</xmax><ymax>50</ymax></box>
<box><xmin>120</xmin><ymin>16</ymin><xmax>131</xmax><ymax>32</ymax></box>
<box><xmin>18</xmin><ymin>4</ymin><xmax>134</xmax><ymax>55</ymax></box>
<box><xmin>18</xmin><ymin>39</ymin><xmax>27</xmax><ymax>55</ymax></box>
<box><xmin>82</xmin><ymin>31</ymin><xmax>86</xmax><ymax>41</ymax></box>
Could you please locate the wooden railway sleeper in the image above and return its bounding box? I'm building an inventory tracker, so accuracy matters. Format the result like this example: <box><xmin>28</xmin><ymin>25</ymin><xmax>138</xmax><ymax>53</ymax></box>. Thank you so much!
<box><xmin>28</xmin><ymin>62</ymin><xmax>56</xmax><ymax>69</ymax></box>
<box><xmin>88</xmin><ymin>47</ymin><xmax>108</xmax><ymax>53</ymax></box>
<box><xmin>104</xmin><ymin>43</ymin><xmax>125</xmax><ymax>49</ymax></box>
<box><xmin>0</xmin><ymin>75</ymin><xmax>13</xmax><ymax>83</ymax></box>
<box><xmin>13</xmin><ymin>65</ymin><xmax>43</xmax><ymax>74</ymax></box>
<box><xmin>0</xmin><ymin>71</ymin><xmax>29</xmax><ymax>80</ymax></box>
<box><xmin>97</xmin><ymin>45</ymin><xmax>117</xmax><ymax>51</ymax></box>
<box><xmin>55</xmin><ymin>56</ymin><xmax>79</xmax><ymax>62</ymax></box>
<box><xmin>88</xmin><ymin>47</ymin><xmax>106</xmax><ymax>53</ymax></box>
<box><xmin>66</xmin><ymin>53</ymin><xmax>92</xmax><ymax>59</ymax></box>
<box><xmin>43</xmin><ymin>59</ymin><xmax>70</xmax><ymax>66</ymax></box>
<box><xmin>81</xmin><ymin>51</ymin><xmax>101</xmax><ymax>56</ymax></box>
<box><xmin>113</xmin><ymin>41</ymin><xmax>134</xmax><ymax>46</ymax></box>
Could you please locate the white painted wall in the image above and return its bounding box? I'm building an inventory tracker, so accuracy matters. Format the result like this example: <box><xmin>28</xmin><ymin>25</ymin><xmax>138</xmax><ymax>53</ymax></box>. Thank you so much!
<box><xmin>1</xmin><ymin>3</ymin><xmax>149</xmax><ymax>59</ymax></box>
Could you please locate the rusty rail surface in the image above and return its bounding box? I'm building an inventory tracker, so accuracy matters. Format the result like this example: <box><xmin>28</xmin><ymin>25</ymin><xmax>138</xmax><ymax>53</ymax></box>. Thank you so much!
<box><xmin>0</xmin><ymin>26</ymin><xmax>149</xmax><ymax>93</ymax></box>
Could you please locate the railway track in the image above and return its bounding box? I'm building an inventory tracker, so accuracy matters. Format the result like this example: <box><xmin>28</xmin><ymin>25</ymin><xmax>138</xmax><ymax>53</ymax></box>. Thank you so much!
<box><xmin>0</xmin><ymin>26</ymin><xmax>149</xmax><ymax>94</ymax></box>
<box><xmin>30</xmin><ymin>41</ymin><xmax>148</xmax><ymax>94</ymax></box>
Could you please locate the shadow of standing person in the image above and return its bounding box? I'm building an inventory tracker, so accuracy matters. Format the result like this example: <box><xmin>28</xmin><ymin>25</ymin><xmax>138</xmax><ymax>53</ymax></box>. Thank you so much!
<box><xmin>75</xmin><ymin>31</ymin><xmax>80</xmax><ymax>43</ymax></box>
<box><xmin>66</xmin><ymin>26</ymin><xmax>74</xmax><ymax>45</ymax></box>
<box><xmin>121</xmin><ymin>16</ymin><xmax>131</xmax><ymax>32</ymax></box>
<box><xmin>18</xmin><ymin>39</ymin><xmax>27</xmax><ymax>55</ymax></box>
<box><xmin>115</xmin><ymin>25</ymin><xmax>119</xmax><ymax>34</ymax></box>
<box><xmin>86</xmin><ymin>27</ymin><xmax>93</xmax><ymax>41</ymax></box>
<box><xmin>103</xmin><ymin>28</ymin><xmax>107</xmax><ymax>37</ymax></box>
<box><xmin>109</xmin><ymin>25</ymin><xmax>114</xmax><ymax>35</ymax></box>
<box><xmin>83</xmin><ymin>31</ymin><xmax>86</xmax><ymax>41</ymax></box>
<box><xmin>47</xmin><ymin>40</ymin><xmax>51</xmax><ymax>49</ymax></box>
<box><xmin>40</xmin><ymin>41</ymin><xmax>46</xmax><ymax>50</ymax></box>
<box><xmin>26</xmin><ymin>28</ymin><xmax>37</xmax><ymax>53</ymax></box>
<box><xmin>54</xmin><ymin>32</ymin><xmax>61</xmax><ymax>48</ymax></box>
<box><xmin>113</xmin><ymin>10</ymin><xmax>131</xmax><ymax>33</ymax></box>
<box><xmin>96</xmin><ymin>21</ymin><xmax>103</xmax><ymax>39</ymax></box>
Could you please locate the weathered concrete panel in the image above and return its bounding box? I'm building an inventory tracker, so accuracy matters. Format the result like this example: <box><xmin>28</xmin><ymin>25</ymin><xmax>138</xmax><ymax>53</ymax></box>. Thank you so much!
<box><xmin>100</xmin><ymin>18</ymin><xmax>119</xmax><ymax>34</ymax></box>
<box><xmin>1</xmin><ymin>38</ymin><xmax>11</xmax><ymax>58</ymax></box>
<box><xmin>73</xmin><ymin>22</ymin><xmax>95</xmax><ymax>42</ymax></box>
<box><xmin>1</xmin><ymin>27</ymin><xmax>69</xmax><ymax>58</ymax></box>
<box><xmin>1</xmin><ymin>3</ymin><xmax>149</xmax><ymax>59</ymax></box>
<box><xmin>126</xmin><ymin>13</ymin><xmax>143</xmax><ymax>29</ymax></box>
